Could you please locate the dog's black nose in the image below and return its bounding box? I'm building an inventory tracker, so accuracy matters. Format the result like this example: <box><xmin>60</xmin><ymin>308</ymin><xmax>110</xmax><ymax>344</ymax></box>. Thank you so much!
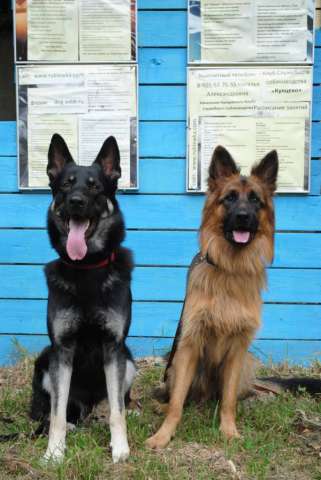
<box><xmin>69</xmin><ymin>195</ymin><xmax>86</xmax><ymax>208</ymax></box>
<box><xmin>236</xmin><ymin>211</ymin><xmax>249</xmax><ymax>223</ymax></box>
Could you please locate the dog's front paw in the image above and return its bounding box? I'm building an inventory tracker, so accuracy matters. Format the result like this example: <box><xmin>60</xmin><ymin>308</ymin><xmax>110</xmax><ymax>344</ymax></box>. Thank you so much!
<box><xmin>42</xmin><ymin>446</ymin><xmax>65</xmax><ymax>464</ymax></box>
<box><xmin>145</xmin><ymin>431</ymin><xmax>171</xmax><ymax>449</ymax></box>
<box><xmin>111</xmin><ymin>439</ymin><xmax>130</xmax><ymax>463</ymax></box>
<box><xmin>219</xmin><ymin>422</ymin><xmax>241</xmax><ymax>441</ymax></box>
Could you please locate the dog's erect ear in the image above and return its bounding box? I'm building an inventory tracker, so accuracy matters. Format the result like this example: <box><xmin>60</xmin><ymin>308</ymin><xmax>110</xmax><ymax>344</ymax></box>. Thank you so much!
<box><xmin>47</xmin><ymin>134</ymin><xmax>74</xmax><ymax>182</ymax></box>
<box><xmin>209</xmin><ymin>145</ymin><xmax>239</xmax><ymax>181</ymax></box>
<box><xmin>251</xmin><ymin>150</ymin><xmax>278</xmax><ymax>192</ymax></box>
<box><xmin>94</xmin><ymin>136</ymin><xmax>121</xmax><ymax>183</ymax></box>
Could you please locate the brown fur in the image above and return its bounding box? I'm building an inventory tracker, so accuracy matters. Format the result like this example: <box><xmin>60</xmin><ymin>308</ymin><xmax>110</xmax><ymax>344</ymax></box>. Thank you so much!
<box><xmin>146</xmin><ymin>146</ymin><xmax>278</xmax><ymax>448</ymax></box>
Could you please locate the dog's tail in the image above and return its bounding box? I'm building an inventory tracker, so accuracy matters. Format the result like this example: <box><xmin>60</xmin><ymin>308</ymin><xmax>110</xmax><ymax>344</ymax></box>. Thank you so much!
<box><xmin>255</xmin><ymin>377</ymin><xmax>321</xmax><ymax>396</ymax></box>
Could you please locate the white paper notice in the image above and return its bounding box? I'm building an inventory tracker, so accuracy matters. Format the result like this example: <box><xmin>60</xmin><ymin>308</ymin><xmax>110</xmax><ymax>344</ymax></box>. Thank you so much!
<box><xmin>18</xmin><ymin>64</ymin><xmax>137</xmax><ymax>189</ymax></box>
<box><xmin>256</xmin><ymin>0</ymin><xmax>307</xmax><ymax>62</ymax></box>
<box><xmin>189</xmin><ymin>67</ymin><xmax>311</xmax><ymax>117</ymax></box>
<box><xmin>19</xmin><ymin>67</ymin><xmax>85</xmax><ymax>86</ymax></box>
<box><xmin>79</xmin><ymin>0</ymin><xmax>131</xmax><ymax>61</ymax></box>
<box><xmin>188</xmin><ymin>67</ymin><xmax>312</xmax><ymax>192</ymax></box>
<box><xmin>27</xmin><ymin>0</ymin><xmax>78</xmax><ymax>61</ymax></box>
<box><xmin>198</xmin><ymin>0</ymin><xmax>310</xmax><ymax>63</ymax></box>
<box><xmin>200</xmin><ymin>117</ymin><xmax>306</xmax><ymax>191</ymax></box>
<box><xmin>27</xmin><ymin>115</ymin><xmax>78</xmax><ymax>187</ymax></box>
<box><xmin>200</xmin><ymin>117</ymin><xmax>256</xmax><ymax>191</ymax></box>
<box><xmin>255</xmin><ymin>117</ymin><xmax>306</xmax><ymax>190</ymax></box>
<box><xmin>85</xmin><ymin>66</ymin><xmax>136</xmax><ymax>115</ymax></box>
<box><xmin>201</xmin><ymin>0</ymin><xmax>255</xmax><ymax>62</ymax></box>
<box><xmin>79</xmin><ymin>116</ymin><xmax>131</xmax><ymax>189</ymax></box>
<box><xmin>28</xmin><ymin>88</ymin><xmax>88</xmax><ymax>115</ymax></box>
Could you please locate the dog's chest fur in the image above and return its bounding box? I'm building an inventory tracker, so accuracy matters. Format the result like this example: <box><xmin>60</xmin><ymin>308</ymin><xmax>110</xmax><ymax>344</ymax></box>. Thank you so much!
<box><xmin>181</xmin><ymin>261</ymin><xmax>264</xmax><ymax>349</ymax></box>
<box><xmin>44</xmin><ymin>253</ymin><xmax>131</xmax><ymax>344</ymax></box>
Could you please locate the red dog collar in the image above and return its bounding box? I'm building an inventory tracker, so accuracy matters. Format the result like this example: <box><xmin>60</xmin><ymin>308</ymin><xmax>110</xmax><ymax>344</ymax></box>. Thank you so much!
<box><xmin>61</xmin><ymin>252</ymin><xmax>116</xmax><ymax>269</ymax></box>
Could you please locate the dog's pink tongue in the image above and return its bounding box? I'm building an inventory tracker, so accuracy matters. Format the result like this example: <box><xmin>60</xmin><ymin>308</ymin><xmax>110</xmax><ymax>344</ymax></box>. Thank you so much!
<box><xmin>233</xmin><ymin>231</ymin><xmax>250</xmax><ymax>244</ymax></box>
<box><xmin>66</xmin><ymin>219</ymin><xmax>89</xmax><ymax>260</ymax></box>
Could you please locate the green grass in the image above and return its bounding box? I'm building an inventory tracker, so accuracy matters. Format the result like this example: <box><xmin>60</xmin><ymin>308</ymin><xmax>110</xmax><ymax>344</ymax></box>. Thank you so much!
<box><xmin>0</xmin><ymin>356</ymin><xmax>321</xmax><ymax>479</ymax></box>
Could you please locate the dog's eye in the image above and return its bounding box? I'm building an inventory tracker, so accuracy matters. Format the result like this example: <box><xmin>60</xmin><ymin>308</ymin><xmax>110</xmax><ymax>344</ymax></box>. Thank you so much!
<box><xmin>224</xmin><ymin>191</ymin><xmax>238</xmax><ymax>203</ymax></box>
<box><xmin>87</xmin><ymin>177</ymin><xmax>97</xmax><ymax>189</ymax></box>
<box><xmin>248</xmin><ymin>191</ymin><xmax>261</xmax><ymax>204</ymax></box>
<box><xmin>62</xmin><ymin>176</ymin><xmax>75</xmax><ymax>188</ymax></box>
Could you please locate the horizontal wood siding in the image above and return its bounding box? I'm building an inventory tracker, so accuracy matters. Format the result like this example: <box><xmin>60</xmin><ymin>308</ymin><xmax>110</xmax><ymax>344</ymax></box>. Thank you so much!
<box><xmin>0</xmin><ymin>0</ymin><xmax>320</xmax><ymax>364</ymax></box>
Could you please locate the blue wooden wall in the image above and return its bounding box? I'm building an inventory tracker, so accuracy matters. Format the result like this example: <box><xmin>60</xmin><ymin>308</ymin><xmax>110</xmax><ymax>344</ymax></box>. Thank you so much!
<box><xmin>0</xmin><ymin>0</ymin><xmax>321</xmax><ymax>365</ymax></box>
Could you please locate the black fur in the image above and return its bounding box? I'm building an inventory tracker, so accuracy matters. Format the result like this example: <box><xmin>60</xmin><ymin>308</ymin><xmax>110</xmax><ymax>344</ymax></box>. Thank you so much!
<box><xmin>30</xmin><ymin>134</ymin><xmax>136</xmax><ymax>461</ymax></box>
<box><xmin>261</xmin><ymin>377</ymin><xmax>321</xmax><ymax>395</ymax></box>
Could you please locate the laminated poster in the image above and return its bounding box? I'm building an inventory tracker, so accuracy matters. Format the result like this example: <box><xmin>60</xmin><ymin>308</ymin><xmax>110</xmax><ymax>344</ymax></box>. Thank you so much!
<box><xmin>17</xmin><ymin>64</ymin><xmax>138</xmax><ymax>190</ymax></box>
<box><xmin>188</xmin><ymin>0</ymin><xmax>315</xmax><ymax>64</ymax></box>
<box><xmin>15</xmin><ymin>0</ymin><xmax>136</xmax><ymax>62</ymax></box>
<box><xmin>187</xmin><ymin>66</ymin><xmax>312</xmax><ymax>193</ymax></box>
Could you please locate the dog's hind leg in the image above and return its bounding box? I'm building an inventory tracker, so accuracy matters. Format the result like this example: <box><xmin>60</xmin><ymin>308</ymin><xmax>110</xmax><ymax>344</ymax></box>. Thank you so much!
<box><xmin>124</xmin><ymin>358</ymin><xmax>136</xmax><ymax>394</ymax></box>
<box><xmin>146</xmin><ymin>343</ymin><xmax>198</xmax><ymax>449</ymax></box>
<box><xmin>104</xmin><ymin>346</ymin><xmax>130</xmax><ymax>463</ymax></box>
<box><xmin>44</xmin><ymin>346</ymin><xmax>74</xmax><ymax>463</ymax></box>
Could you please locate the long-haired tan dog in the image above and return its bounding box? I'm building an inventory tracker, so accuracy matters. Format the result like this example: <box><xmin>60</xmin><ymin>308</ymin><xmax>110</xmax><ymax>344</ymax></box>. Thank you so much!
<box><xmin>146</xmin><ymin>145</ymin><xmax>278</xmax><ymax>448</ymax></box>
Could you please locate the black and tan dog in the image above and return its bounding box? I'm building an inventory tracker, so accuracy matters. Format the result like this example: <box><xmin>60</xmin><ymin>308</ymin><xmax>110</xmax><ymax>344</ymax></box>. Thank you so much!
<box><xmin>146</xmin><ymin>145</ymin><xmax>321</xmax><ymax>449</ymax></box>
<box><xmin>30</xmin><ymin>134</ymin><xmax>136</xmax><ymax>463</ymax></box>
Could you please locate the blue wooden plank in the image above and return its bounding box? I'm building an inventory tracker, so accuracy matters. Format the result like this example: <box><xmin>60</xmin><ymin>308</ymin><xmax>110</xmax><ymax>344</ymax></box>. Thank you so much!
<box><xmin>0</xmin><ymin>156</ymin><xmax>18</xmax><ymax>192</ymax></box>
<box><xmin>0</xmin><ymin>121</ymin><xmax>187</xmax><ymax>160</ymax></box>
<box><xmin>0</xmin><ymin>122</ymin><xmax>16</xmax><ymax>156</ymax></box>
<box><xmin>313</xmin><ymin>47</ymin><xmax>321</xmax><ymax>84</ymax></box>
<box><xmin>140</xmin><ymin>86</ymin><xmax>186</xmax><ymax>120</ymax></box>
<box><xmin>0</xmin><ymin>159</ymin><xmax>188</xmax><ymax>194</ymax></box>
<box><xmin>310</xmin><ymin>159</ymin><xmax>321</xmax><ymax>193</ymax></box>
<box><xmin>273</xmin><ymin>232</ymin><xmax>321</xmax><ymax>267</ymax></box>
<box><xmin>260</xmin><ymin>304</ymin><xmax>321</xmax><ymax>340</ymax></box>
<box><xmin>315</xmin><ymin>29</ymin><xmax>321</xmax><ymax>48</ymax></box>
<box><xmin>310</xmin><ymin>160</ymin><xmax>321</xmax><ymax>195</ymax></box>
<box><xmin>1</xmin><ymin>230</ymin><xmax>321</xmax><ymax>268</ymax></box>
<box><xmin>0</xmin><ymin>264</ymin><xmax>320</xmax><ymax>303</ymax></box>
<box><xmin>139</xmin><ymin>48</ymin><xmax>187</xmax><ymax>84</ymax></box>
<box><xmin>1</xmin><ymin>158</ymin><xmax>320</xmax><ymax>195</ymax></box>
<box><xmin>0</xmin><ymin>157</ymin><xmax>186</xmax><ymax>194</ymax></box>
<box><xmin>138</xmin><ymin>0</ymin><xmax>187</xmax><ymax>8</ymax></box>
<box><xmin>138</xmin><ymin>11</ymin><xmax>187</xmax><ymax>47</ymax></box>
<box><xmin>139</xmin><ymin>158</ymin><xmax>186</xmax><ymax>192</ymax></box>
<box><xmin>1</xmin><ymin>193</ymin><xmax>321</xmax><ymax>230</ymax></box>
<box><xmin>1</xmin><ymin>120</ymin><xmax>320</xmax><ymax>161</ymax></box>
<box><xmin>0</xmin><ymin>335</ymin><xmax>49</xmax><ymax>366</ymax></box>
<box><xmin>0</xmin><ymin>334</ymin><xmax>319</xmax><ymax>366</ymax></box>
<box><xmin>0</xmin><ymin>156</ymin><xmax>319</xmax><ymax>195</ymax></box>
<box><xmin>0</xmin><ymin>122</ymin><xmax>320</xmax><ymax>166</ymax></box>
<box><xmin>1</xmin><ymin>300</ymin><xmax>321</xmax><ymax>340</ymax></box>
<box><xmin>0</xmin><ymin>154</ymin><xmax>319</xmax><ymax>194</ymax></box>
<box><xmin>0</xmin><ymin>334</ymin><xmax>174</xmax><ymax>366</ymax></box>
<box><xmin>313</xmin><ymin>86</ymin><xmax>321</xmax><ymax>120</ymax></box>
<box><xmin>140</xmin><ymin>122</ymin><xmax>186</xmax><ymax>157</ymax></box>
<box><xmin>252</xmin><ymin>340</ymin><xmax>321</xmax><ymax>365</ymax></box>
<box><xmin>311</xmin><ymin>122</ymin><xmax>321</xmax><ymax>157</ymax></box>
